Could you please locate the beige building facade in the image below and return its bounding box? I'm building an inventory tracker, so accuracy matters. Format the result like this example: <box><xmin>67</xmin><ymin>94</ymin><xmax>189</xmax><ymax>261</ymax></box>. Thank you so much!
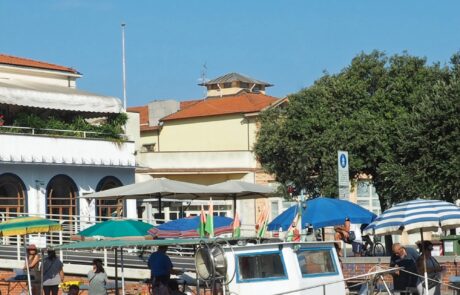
<box><xmin>128</xmin><ymin>73</ymin><xmax>284</xmax><ymax>233</ymax></box>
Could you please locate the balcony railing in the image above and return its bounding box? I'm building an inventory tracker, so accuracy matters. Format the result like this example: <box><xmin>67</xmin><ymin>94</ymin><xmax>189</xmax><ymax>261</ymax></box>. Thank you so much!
<box><xmin>0</xmin><ymin>125</ymin><xmax>128</xmax><ymax>141</ymax></box>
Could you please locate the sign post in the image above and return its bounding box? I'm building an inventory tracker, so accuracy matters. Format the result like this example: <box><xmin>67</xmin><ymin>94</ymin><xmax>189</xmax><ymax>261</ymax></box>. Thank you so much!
<box><xmin>337</xmin><ymin>151</ymin><xmax>350</xmax><ymax>200</ymax></box>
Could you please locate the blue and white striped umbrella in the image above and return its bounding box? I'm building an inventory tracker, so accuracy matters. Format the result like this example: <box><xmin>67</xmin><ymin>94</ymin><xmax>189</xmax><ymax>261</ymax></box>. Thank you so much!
<box><xmin>364</xmin><ymin>199</ymin><xmax>460</xmax><ymax>235</ymax></box>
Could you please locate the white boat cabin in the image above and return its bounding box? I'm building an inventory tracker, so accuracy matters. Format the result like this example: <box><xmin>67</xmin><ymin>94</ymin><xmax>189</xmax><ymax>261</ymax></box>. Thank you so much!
<box><xmin>196</xmin><ymin>240</ymin><xmax>346</xmax><ymax>295</ymax></box>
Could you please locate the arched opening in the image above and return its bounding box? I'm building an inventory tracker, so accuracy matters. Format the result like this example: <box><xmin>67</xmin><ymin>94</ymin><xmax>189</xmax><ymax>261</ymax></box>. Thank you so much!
<box><xmin>95</xmin><ymin>176</ymin><xmax>123</xmax><ymax>220</ymax></box>
<box><xmin>46</xmin><ymin>175</ymin><xmax>78</xmax><ymax>229</ymax></box>
<box><xmin>0</xmin><ymin>173</ymin><xmax>26</xmax><ymax>219</ymax></box>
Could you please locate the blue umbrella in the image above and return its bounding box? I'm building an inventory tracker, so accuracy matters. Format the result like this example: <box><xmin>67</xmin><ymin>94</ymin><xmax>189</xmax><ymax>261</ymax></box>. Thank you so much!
<box><xmin>268</xmin><ymin>197</ymin><xmax>377</xmax><ymax>231</ymax></box>
<box><xmin>149</xmin><ymin>216</ymin><xmax>233</xmax><ymax>238</ymax></box>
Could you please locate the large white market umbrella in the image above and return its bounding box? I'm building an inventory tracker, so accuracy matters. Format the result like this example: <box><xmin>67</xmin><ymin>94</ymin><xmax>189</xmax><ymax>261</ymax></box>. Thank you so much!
<box><xmin>364</xmin><ymin>199</ymin><xmax>460</xmax><ymax>293</ymax></box>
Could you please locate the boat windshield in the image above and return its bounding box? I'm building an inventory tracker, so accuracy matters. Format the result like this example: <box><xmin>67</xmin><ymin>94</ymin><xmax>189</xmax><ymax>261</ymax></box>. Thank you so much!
<box><xmin>236</xmin><ymin>251</ymin><xmax>287</xmax><ymax>282</ymax></box>
<box><xmin>297</xmin><ymin>247</ymin><xmax>338</xmax><ymax>277</ymax></box>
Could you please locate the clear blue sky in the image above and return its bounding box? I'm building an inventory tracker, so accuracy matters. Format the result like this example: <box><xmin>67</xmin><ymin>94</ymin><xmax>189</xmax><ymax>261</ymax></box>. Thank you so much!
<box><xmin>2</xmin><ymin>0</ymin><xmax>460</xmax><ymax>107</ymax></box>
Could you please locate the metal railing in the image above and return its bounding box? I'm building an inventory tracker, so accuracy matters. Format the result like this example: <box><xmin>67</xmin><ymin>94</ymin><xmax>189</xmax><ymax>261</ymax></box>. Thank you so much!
<box><xmin>0</xmin><ymin>212</ymin><xmax>165</xmax><ymax>262</ymax></box>
<box><xmin>0</xmin><ymin>125</ymin><xmax>128</xmax><ymax>141</ymax></box>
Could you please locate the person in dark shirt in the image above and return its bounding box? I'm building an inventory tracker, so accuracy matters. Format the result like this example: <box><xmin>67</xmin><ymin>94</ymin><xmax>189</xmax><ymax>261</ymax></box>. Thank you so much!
<box><xmin>390</xmin><ymin>243</ymin><xmax>419</xmax><ymax>294</ymax></box>
<box><xmin>147</xmin><ymin>246</ymin><xmax>181</xmax><ymax>295</ymax></box>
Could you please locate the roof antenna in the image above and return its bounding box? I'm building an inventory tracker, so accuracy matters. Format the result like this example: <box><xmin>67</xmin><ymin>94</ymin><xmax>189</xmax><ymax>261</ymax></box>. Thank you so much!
<box><xmin>200</xmin><ymin>62</ymin><xmax>208</xmax><ymax>98</ymax></box>
<box><xmin>121</xmin><ymin>23</ymin><xmax>127</xmax><ymax>110</ymax></box>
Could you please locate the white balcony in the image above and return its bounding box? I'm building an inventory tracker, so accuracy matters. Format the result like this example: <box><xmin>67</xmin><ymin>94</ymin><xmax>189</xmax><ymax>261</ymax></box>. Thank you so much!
<box><xmin>0</xmin><ymin>132</ymin><xmax>135</xmax><ymax>167</ymax></box>
<box><xmin>138</xmin><ymin>150</ymin><xmax>257</xmax><ymax>171</ymax></box>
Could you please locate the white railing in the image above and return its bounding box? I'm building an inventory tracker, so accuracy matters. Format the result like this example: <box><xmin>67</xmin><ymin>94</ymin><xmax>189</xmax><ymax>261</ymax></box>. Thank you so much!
<box><xmin>0</xmin><ymin>125</ymin><xmax>128</xmax><ymax>140</ymax></box>
<box><xmin>0</xmin><ymin>212</ymin><xmax>165</xmax><ymax>262</ymax></box>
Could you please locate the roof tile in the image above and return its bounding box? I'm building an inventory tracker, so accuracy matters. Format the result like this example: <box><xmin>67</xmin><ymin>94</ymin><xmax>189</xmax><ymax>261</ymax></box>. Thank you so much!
<box><xmin>161</xmin><ymin>92</ymin><xmax>278</xmax><ymax>121</ymax></box>
<box><xmin>0</xmin><ymin>54</ymin><xmax>79</xmax><ymax>74</ymax></box>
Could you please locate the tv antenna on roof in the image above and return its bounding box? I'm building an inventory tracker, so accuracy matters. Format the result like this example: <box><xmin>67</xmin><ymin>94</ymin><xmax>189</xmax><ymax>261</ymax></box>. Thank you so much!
<box><xmin>200</xmin><ymin>62</ymin><xmax>208</xmax><ymax>98</ymax></box>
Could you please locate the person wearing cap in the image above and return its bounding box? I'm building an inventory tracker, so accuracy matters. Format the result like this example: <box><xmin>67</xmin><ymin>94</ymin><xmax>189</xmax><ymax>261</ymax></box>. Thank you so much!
<box><xmin>42</xmin><ymin>248</ymin><xmax>64</xmax><ymax>295</ymax></box>
<box><xmin>24</xmin><ymin>244</ymin><xmax>41</xmax><ymax>295</ymax></box>
<box><xmin>416</xmin><ymin>241</ymin><xmax>444</xmax><ymax>295</ymax></box>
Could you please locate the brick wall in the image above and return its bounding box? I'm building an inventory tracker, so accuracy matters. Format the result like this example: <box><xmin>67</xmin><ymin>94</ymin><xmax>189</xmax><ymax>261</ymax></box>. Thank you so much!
<box><xmin>342</xmin><ymin>256</ymin><xmax>460</xmax><ymax>293</ymax></box>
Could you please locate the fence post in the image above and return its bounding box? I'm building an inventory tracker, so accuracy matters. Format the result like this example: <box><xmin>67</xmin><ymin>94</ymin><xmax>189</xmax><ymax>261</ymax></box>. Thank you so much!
<box><xmin>59</xmin><ymin>230</ymin><xmax>64</xmax><ymax>262</ymax></box>
<box><xmin>17</xmin><ymin>235</ymin><xmax>21</xmax><ymax>261</ymax></box>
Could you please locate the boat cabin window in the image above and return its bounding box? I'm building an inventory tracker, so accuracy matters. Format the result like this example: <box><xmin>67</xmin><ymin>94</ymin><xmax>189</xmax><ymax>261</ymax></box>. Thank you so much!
<box><xmin>297</xmin><ymin>248</ymin><xmax>338</xmax><ymax>277</ymax></box>
<box><xmin>236</xmin><ymin>251</ymin><xmax>287</xmax><ymax>282</ymax></box>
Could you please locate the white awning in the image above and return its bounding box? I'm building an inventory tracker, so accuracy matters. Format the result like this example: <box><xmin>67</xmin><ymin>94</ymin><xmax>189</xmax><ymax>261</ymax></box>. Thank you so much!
<box><xmin>0</xmin><ymin>80</ymin><xmax>122</xmax><ymax>113</ymax></box>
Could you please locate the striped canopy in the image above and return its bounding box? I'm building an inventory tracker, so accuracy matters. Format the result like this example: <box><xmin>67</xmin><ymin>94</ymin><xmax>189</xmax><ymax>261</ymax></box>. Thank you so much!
<box><xmin>149</xmin><ymin>216</ymin><xmax>233</xmax><ymax>238</ymax></box>
<box><xmin>364</xmin><ymin>199</ymin><xmax>460</xmax><ymax>235</ymax></box>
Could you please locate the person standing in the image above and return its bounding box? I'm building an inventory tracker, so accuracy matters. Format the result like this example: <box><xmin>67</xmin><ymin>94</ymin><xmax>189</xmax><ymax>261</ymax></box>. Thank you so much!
<box><xmin>390</xmin><ymin>243</ymin><xmax>419</xmax><ymax>294</ymax></box>
<box><xmin>24</xmin><ymin>244</ymin><xmax>41</xmax><ymax>295</ymax></box>
<box><xmin>88</xmin><ymin>259</ymin><xmax>109</xmax><ymax>295</ymax></box>
<box><xmin>416</xmin><ymin>241</ymin><xmax>444</xmax><ymax>295</ymax></box>
<box><xmin>42</xmin><ymin>249</ymin><xmax>64</xmax><ymax>295</ymax></box>
<box><xmin>148</xmin><ymin>246</ymin><xmax>182</xmax><ymax>295</ymax></box>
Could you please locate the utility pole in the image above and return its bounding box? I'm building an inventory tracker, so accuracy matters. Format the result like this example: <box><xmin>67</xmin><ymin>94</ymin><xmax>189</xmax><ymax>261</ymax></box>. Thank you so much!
<box><xmin>121</xmin><ymin>23</ymin><xmax>127</xmax><ymax>110</ymax></box>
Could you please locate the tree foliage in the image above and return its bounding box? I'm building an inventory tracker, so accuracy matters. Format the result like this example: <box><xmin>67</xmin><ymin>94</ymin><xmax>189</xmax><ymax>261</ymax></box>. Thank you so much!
<box><xmin>255</xmin><ymin>51</ymin><xmax>460</xmax><ymax>208</ymax></box>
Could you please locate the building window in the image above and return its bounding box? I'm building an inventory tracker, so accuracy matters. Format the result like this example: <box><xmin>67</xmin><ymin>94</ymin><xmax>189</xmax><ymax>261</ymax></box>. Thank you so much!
<box><xmin>95</xmin><ymin>176</ymin><xmax>123</xmax><ymax>220</ymax></box>
<box><xmin>239</xmin><ymin>82</ymin><xmax>249</xmax><ymax>88</ymax></box>
<box><xmin>223</xmin><ymin>82</ymin><xmax>232</xmax><ymax>88</ymax></box>
<box><xmin>0</xmin><ymin>173</ymin><xmax>26</xmax><ymax>218</ymax></box>
<box><xmin>46</xmin><ymin>175</ymin><xmax>78</xmax><ymax>242</ymax></box>
<box><xmin>357</xmin><ymin>180</ymin><xmax>380</xmax><ymax>212</ymax></box>
<box><xmin>141</xmin><ymin>143</ymin><xmax>156</xmax><ymax>152</ymax></box>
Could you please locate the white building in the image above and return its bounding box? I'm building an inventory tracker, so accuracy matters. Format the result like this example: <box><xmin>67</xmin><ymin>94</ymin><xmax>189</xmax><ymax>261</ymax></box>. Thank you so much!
<box><xmin>0</xmin><ymin>54</ymin><xmax>137</xmax><ymax>239</ymax></box>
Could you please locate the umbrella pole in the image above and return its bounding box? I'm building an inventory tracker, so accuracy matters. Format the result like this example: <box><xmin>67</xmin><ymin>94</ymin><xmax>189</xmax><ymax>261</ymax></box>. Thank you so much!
<box><xmin>121</xmin><ymin>247</ymin><xmax>125</xmax><ymax>295</ymax></box>
<box><xmin>420</xmin><ymin>228</ymin><xmax>429</xmax><ymax>294</ymax></box>
<box><xmin>115</xmin><ymin>248</ymin><xmax>119</xmax><ymax>295</ymax></box>
<box><xmin>23</xmin><ymin>236</ymin><xmax>33</xmax><ymax>295</ymax></box>
<box><xmin>233</xmin><ymin>195</ymin><xmax>236</xmax><ymax>216</ymax></box>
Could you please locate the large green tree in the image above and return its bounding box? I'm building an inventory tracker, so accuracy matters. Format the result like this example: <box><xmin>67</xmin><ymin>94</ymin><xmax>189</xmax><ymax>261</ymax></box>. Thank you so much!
<box><xmin>255</xmin><ymin>51</ymin><xmax>460</xmax><ymax>208</ymax></box>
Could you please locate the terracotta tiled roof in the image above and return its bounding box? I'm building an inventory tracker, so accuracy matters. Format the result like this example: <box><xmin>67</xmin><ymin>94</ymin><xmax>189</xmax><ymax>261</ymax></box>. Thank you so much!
<box><xmin>127</xmin><ymin>106</ymin><xmax>160</xmax><ymax>132</ymax></box>
<box><xmin>180</xmin><ymin>99</ymin><xmax>201</xmax><ymax>109</ymax></box>
<box><xmin>0</xmin><ymin>54</ymin><xmax>79</xmax><ymax>74</ymax></box>
<box><xmin>161</xmin><ymin>92</ymin><xmax>278</xmax><ymax>121</ymax></box>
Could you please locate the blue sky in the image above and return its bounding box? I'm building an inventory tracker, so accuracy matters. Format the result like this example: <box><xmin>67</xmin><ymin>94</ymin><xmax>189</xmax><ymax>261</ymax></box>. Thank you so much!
<box><xmin>1</xmin><ymin>0</ymin><xmax>460</xmax><ymax>107</ymax></box>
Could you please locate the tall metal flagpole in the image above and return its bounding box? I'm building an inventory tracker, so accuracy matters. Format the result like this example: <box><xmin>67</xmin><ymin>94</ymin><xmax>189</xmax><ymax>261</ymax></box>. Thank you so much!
<box><xmin>121</xmin><ymin>23</ymin><xmax>127</xmax><ymax>110</ymax></box>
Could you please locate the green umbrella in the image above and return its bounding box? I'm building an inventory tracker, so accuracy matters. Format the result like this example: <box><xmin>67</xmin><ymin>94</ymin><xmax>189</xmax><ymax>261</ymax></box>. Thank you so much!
<box><xmin>78</xmin><ymin>219</ymin><xmax>154</xmax><ymax>295</ymax></box>
<box><xmin>0</xmin><ymin>216</ymin><xmax>62</xmax><ymax>295</ymax></box>
<box><xmin>78</xmin><ymin>219</ymin><xmax>153</xmax><ymax>238</ymax></box>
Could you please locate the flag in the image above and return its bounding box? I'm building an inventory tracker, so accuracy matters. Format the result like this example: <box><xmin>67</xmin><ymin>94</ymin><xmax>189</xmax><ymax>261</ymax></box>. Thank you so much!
<box><xmin>205</xmin><ymin>198</ymin><xmax>214</xmax><ymax>237</ymax></box>
<box><xmin>233</xmin><ymin>211</ymin><xmax>241</xmax><ymax>238</ymax></box>
<box><xmin>256</xmin><ymin>206</ymin><xmax>268</xmax><ymax>238</ymax></box>
<box><xmin>197</xmin><ymin>205</ymin><xmax>206</xmax><ymax>237</ymax></box>
<box><xmin>286</xmin><ymin>208</ymin><xmax>301</xmax><ymax>242</ymax></box>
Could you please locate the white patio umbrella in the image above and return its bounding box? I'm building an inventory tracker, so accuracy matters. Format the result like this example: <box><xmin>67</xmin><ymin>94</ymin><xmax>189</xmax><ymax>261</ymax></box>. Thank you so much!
<box><xmin>208</xmin><ymin>180</ymin><xmax>276</xmax><ymax>214</ymax></box>
<box><xmin>364</xmin><ymin>199</ymin><xmax>460</xmax><ymax>294</ymax></box>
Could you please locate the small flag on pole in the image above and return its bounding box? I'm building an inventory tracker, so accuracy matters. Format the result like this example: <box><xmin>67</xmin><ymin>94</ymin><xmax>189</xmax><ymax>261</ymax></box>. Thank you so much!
<box><xmin>256</xmin><ymin>206</ymin><xmax>268</xmax><ymax>238</ymax></box>
<box><xmin>205</xmin><ymin>198</ymin><xmax>214</xmax><ymax>237</ymax></box>
<box><xmin>197</xmin><ymin>205</ymin><xmax>206</xmax><ymax>237</ymax></box>
<box><xmin>233</xmin><ymin>211</ymin><xmax>241</xmax><ymax>238</ymax></box>
<box><xmin>286</xmin><ymin>207</ymin><xmax>301</xmax><ymax>242</ymax></box>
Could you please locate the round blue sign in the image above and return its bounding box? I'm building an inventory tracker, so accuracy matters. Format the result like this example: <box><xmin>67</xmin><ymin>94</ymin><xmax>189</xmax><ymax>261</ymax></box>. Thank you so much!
<box><xmin>340</xmin><ymin>154</ymin><xmax>347</xmax><ymax>168</ymax></box>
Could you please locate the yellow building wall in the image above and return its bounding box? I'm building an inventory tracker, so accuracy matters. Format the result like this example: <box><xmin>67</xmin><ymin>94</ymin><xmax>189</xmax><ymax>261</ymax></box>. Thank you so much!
<box><xmin>159</xmin><ymin>114</ymin><xmax>258</xmax><ymax>151</ymax></box>
<box><xmin>139</xmin><ymin>130</ymin><xmax>159</xmax><ymax>152</ymax></box>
